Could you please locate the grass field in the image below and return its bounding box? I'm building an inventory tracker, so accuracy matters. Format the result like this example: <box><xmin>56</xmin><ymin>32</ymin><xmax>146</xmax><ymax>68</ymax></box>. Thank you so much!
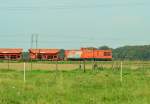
<box><xmin>0</xmin><ymin>61</ymin><xmax>150</xmax><ymax>104</ymax></box>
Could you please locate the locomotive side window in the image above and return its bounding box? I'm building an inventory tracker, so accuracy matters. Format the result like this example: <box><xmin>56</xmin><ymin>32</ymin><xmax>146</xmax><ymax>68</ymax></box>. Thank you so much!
<box><xmin>104</xmin><ymin>52</ymin><xmax>111</xmax><ymax>56</ymax></box>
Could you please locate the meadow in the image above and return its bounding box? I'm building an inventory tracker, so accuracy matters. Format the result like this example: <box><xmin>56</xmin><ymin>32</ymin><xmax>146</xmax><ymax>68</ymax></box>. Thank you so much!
<box><xmin>0</xmin><ymin>61</ymin><xmax>150</xmax><ymax>104</ymax></box>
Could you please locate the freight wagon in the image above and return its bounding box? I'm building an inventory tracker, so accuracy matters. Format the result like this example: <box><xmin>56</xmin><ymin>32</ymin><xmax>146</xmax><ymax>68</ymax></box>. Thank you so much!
<box><xmin>0</xmin><ymin>48</ymin><xmax>23</xmax><ymax>60</ymax></box>
<box><xmin>29</xmin><ymin>49</ymin><xmax>62</xmax><ymax>61</ymax></box>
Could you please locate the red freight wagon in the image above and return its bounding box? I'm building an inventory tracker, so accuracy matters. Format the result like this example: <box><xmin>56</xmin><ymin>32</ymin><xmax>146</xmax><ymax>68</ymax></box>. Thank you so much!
<box><xmin>0</xmin><ymin>48</ymin><xmax>23</xmax><ymax>60</ymax></box>
<box><xmin>65</xmin><ymin>48</ymin><xmax>112</xmax><ymax>61</ymax></box>
<box><xmin>29</xmin><ymin>49</ymin><xmax>61</xmax><ymax>61</ymax></box>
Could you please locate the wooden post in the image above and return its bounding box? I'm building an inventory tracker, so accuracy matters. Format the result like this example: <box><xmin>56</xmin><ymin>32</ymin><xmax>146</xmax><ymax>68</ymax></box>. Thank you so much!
<box><xmin>92</xmin><ymin>60</ymin><xmax>94</xmax><ymax>70</ymax></box>
<box><xmin>8</xmin><ymin>56</ymin><xmax>10</xmax><ymax>70</ymax></box>
<box><xmin>142</xmin><ymin>60</ymin><xmax>145</xmax><ymax>72</ymax></box>
<box><xmin>92</xmin><ymin>48</ymin><xmax>95</xmax><ymax>70</ymax></box>
<box><xmin>79</xmin><ymin>61</ymin><xmax>81</xmax><ymax>70</ymax></box>
<box><xmin>30</xmin><ymin>57</ymin><xmax>33</xmax><ymax>70</ymax></box>
<box><xmin>112</xmin><ymin>61</ymin><xmax>115</xmax><ymax>71</ymax></box>
<box><xmin>56</xmin><ymin>60</ymin><xmax>58</xmax><ymax>71</ymax></box>
<box><xmin>24</xmin><ymin>62</ymin><xmax>26</xmax><ymax>83</ymax></box>
<box><xmin>120</xmin><ymin>61</ymin><xmax>123</xmax><ymax>82</ymax></box>
<box><xmin>83</xmin><ymin>59</ymin><xmax>85</xmax><ymax>72</ymax></box>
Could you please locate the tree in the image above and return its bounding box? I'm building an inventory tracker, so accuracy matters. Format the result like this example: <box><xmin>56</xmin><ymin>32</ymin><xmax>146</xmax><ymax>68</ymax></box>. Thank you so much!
<box><xmin>98</xmin><ymin>46</ymin><xmax>111</xmax><ymax>50</ymax></box>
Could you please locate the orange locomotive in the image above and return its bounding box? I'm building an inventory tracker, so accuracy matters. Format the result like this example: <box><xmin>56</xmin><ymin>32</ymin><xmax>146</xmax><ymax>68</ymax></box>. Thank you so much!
<box><xmin>65</xmin><ymin>48</ymin><xmax>112</xmax><ymax>61</ymax></box>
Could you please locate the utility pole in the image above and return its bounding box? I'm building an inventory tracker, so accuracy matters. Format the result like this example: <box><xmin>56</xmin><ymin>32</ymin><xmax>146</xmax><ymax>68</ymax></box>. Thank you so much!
<box><xmin>35</xmin><ymin>34</ymin><xmax>38</xmax><ymax>60</ymax></box>
<box><xmin>31</xmin><ymin>34</ymin><xmax>39</xmax><ymax>49</ymax></box>
<box><xmin>30</xmin><ymin>34</ymin><xmax>39</xmax><ymax>69</ymax></box>
<box><xmin>31</xmin><ymin>34</ymin><xmax>34</xmax><ymax>48</ymax></box>
<box><xmin>36</xmin><ymin>34</ymin><xmax>38</xmax><ymax>49</ymax></box>
<box><xmin>30</xmin><ymin>34</ymin><xmax>33</xmax><ymax>70</ymax></box>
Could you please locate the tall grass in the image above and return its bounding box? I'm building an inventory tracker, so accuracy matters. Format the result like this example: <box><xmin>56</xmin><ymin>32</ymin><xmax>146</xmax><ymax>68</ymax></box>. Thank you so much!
<box><xmin>0</xmin><ymin>67</ymin><xmax>150</xmax><ymax>104</ymax></box>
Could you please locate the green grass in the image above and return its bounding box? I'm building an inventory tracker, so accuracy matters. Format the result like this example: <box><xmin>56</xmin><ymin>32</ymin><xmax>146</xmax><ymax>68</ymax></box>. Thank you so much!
<box><xmin>0</xmin><ymin>68</ymin><xmax>150</xmax><ymax>104</ymax></box>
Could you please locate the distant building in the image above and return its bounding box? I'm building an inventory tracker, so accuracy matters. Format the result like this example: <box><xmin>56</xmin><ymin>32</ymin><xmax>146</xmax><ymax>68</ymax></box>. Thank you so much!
<box><xmin>29</xmin><ymin>49</ymin><xmax>60</xmax><ymax>61</ymax></box>
<box><xmin>0</xmin><ymin>48</ymin><xmax>23</xmax><ymax>60</ymax></box>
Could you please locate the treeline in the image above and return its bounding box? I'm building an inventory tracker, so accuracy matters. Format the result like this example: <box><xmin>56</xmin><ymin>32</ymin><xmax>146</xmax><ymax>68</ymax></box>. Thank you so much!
<box><xmin>22</xmin><ymin>45</ymin><xmax>150</xmax><ymax>61</ymax></box>
<box><xmin>112</xmin><ymin>45</ymin><xmax>150</xmax><ymax>60</ymax></box>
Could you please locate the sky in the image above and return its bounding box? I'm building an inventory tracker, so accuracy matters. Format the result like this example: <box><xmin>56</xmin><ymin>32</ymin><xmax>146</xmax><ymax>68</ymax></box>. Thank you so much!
<box><xmin>0</xmin><ymin>0</ymin><xmax>150</xmax><ymax>51</ymax></box>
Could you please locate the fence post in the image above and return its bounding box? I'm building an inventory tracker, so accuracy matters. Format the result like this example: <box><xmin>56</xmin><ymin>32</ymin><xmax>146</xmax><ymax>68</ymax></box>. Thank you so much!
<box><xmin>56</xmin><ymin>60</ymin><xmax>58</xmax><ymax>71</ymax></box>
<box><xmin>30</xmin><ymin>59</ymin><xmax>33</xmax><ymax>70</ymax></box>
<box><xmin>8</xmin><ymin>56</ymin><xmax>10</xmax><ymax>70</ymax></box>
<box><xmin>24</xmin><ymin>62</ymin><xmax>26</xmax><ymax>83</ymax></box>
<box><xmin>120</xmin><ymin>61</ymin><xmax>123</xmax><ymax>82</ymax></box>
<box><xmin>79</xmin><ymin>61</ymin><xmax>82</xmax><ymax>70</ymax></box>
<box><xmin>83</xmin><ymin>60</ymin><xmax>86</xmax><ymax>72</ymax></box>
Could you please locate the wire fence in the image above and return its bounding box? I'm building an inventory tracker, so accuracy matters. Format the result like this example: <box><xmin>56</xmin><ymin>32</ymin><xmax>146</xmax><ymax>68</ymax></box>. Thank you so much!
<box><xmin>0</xmin><ymin>61</ymin><xmax>150</xmax><ymax>71</ymax></box>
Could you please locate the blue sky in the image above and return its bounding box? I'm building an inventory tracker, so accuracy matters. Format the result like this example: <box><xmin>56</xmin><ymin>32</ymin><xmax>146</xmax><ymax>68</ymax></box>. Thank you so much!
<box><xmin>0</xmin><ymin>0</ymin><xmax>149</xmax><ymax>51</ymax></box>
